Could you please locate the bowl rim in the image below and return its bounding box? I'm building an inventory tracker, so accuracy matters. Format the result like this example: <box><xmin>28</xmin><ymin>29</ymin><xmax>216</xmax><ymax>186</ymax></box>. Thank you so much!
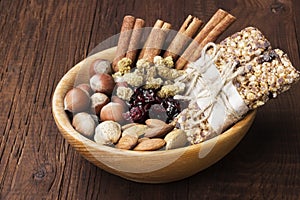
<box><xmin>52</xmin><ymin>47</ymin><xmax>257</xmax><ymax>156</ymax></box>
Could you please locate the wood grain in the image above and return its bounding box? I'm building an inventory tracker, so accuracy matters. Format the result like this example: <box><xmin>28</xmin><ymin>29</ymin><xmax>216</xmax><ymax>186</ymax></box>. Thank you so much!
<box><xmin>1</xmin><ymin>0</ymin><xmax>300</xmax><ymax>199</ymax></box>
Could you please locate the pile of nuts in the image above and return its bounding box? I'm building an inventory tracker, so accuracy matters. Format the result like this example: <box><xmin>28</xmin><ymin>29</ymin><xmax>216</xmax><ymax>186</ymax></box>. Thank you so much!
<box><xmin>64</xmin><ymin>59</ymin><xmax>188</xmax><ymax>151</ymax></box>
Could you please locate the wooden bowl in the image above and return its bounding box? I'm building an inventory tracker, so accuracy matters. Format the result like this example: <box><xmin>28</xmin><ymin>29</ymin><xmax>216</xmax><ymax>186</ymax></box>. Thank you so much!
<box><xmin>52</xmin><ymin>47</ymin><xmax>256</xmax><ymax>183</ymax></box>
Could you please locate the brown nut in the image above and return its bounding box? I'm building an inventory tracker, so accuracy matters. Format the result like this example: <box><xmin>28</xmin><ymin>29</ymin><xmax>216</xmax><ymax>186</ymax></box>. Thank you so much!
<box><xmin>138</xmin><ymin>137</ymin><xmax>150</xmax><ymax>143</ymax></box>
<box><xmin>134</xmin><ymin>138</ymin><xmax>166</xmax><ymax>151</ymax></box>
<box><xmin>145</xmin><ymin>119</ymin><xmax>166</xmax><ymax>128</ymax></box>
<box><xmin>76</xmin><ymin>83</ymin><xmax>93</xmax><ymax>96</ymax></box>
<box><xmin>64</xmin><ymin>88</ymin><xmax>90</xmax><ymax>113</ymax></box>
<box><xmin>164</xmin><ymin>129</ymin><xmax>188</xmax><ymax>150</ymax></box>
<box><xmin>111</xmin><ymin>95</ymin><xmax>128</xmax><ymax>108</ymax></box>
<box><xmin>72</xmin><ymin>112</ymin><xmax>96</xmax><ymax>138</ymax></box>
<box><xmin>115</xmin><ymin>135</ymin><xmax>138</xmax><ymax>150</ymax></box>
<box><xmin>89</xmin><ymin>59</ymin><xmax>112</xmax><ymax>77</ymax></box>
<box><xmin>90</xmin><ymin>73</ymin><xmax>115</xmax><ymax>95</ymax></box>
<box><xmin>94</xmin><ymin>121</ymin><xmax>121</xmax><ymax>145</ymax></box>
<box><xmin>100</xmin><ymin>102</ymin><xmax>125</xmax><ymax>122</ymax></box>
<box><xmin>144</xmin><ymin>124</ymin><xmax>175</xmax><ymax>138</ymax></box>
<box><xmin>122</xmin><ymin>124</ymin><xmax>147</xmax><ymax>138</ymax></box>
<box><xmin>121</xmin><ymin>123</ymin><xmax>138</xmax><ymax>131</ymax></box>
<box><xmin>90</xmin><ymin>93</ymin><xmax>109</xmax><ymax>115</ymax></box>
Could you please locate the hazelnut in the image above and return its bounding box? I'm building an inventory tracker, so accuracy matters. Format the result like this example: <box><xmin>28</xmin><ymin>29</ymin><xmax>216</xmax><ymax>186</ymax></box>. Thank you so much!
<box><xmin>64</xmin><ymin>88</ymin><xmax>90</xmax><ymax>113</ymax></box>
<box><xmin>89</xmin><ymin>59</ymin><xmax>112</xmax><ymax>77</ymax></box>
<box><xmin>111</xmin><ymin>95</ymin><xmax>128</xmax><ymax>108</ymax></box>
<box><xmin>94</xmin><ymin>121</ymin><xmax>121</xmax><ymax>145</ymax></box>
<box><xmin>76</xmin><ymin>83</ymin><xmax>93</xmax><ymax>96</ymax></box>
<box><xmin>100</xmin><ymin>102</ymin><xmax>125</xmax><ymax>122</ymax></box>
<box><xmin>90</xmin><ymin>73</ymin><xmax>115</xmax><ymax>95</ymax></box>
<box><xmin>72</xmin><ymin>112</ymin><xmax>96</xmax><ymax>138</ymax></box>
<box><xmin>90</xmin><ymin>93</ymin><xmax>109</xmax><ymax>115</ymax></box>
<box><xmin>90</xmin><ymin>114</ymin><xmax>100</xmax><ymax>125</ymax></box>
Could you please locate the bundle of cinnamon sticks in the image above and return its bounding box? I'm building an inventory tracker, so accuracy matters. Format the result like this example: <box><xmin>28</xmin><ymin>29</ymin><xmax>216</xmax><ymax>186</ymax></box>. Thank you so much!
<box><xmin>112</xmin><ymin>9</ymin><xmax>236</xmax><ymax>72</ymax></box>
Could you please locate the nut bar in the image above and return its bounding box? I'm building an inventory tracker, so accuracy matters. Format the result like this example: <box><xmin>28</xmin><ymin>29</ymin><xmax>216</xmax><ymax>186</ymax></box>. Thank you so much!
<box><xmin>234</xmin><ymin>48</ymin><xmax>300</xmax><ymax>109</ymax></box>
<box><xmin>209</xmin><ymin>27</ymin><xmax>299</xmax><ymax>109</ymax></box>
<box><xmin>175</xmin><ymin>27</ymin><xmax>299</xmax><ymax>144</ymax></box>
<box><xmin>213</xmin><ymin>27</ymin><xmax>272</xmax><ymax>68</ymax></box>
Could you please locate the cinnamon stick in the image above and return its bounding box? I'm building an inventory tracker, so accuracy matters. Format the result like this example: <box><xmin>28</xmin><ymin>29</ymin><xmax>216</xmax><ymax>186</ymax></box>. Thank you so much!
<box><xmin>175</xmin><ymin>9</ymin><xmax>236</xmax><ymax>70</ymax></box>
<box><xmin>126</xmin><ymin>18</ymin><xmax>145</xmax><ymax>63</ymax></box>
<box><xmin>113</xmin><ymin>15</ymin><xmax>136</xmax><ymax>72</ymax></box>
<box><xmin>187</xmin><ymin>13</ymin><xmax>236</xmax><ymax>66</ymax></box>
<box><xmin>163</xmin><ymin>15</ymin><xmax>203</xmax><ymax>61</ymax></box>
<box><xmin>139</xmin><ymin>20</ymin><xmax>172</xmax><ymax>63</ymax></box>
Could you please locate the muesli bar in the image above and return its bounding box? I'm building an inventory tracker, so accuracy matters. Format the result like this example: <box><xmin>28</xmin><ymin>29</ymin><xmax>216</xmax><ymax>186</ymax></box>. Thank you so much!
<box><xmin>233</xmin><ymin>48</ymin><xmax>300</xmax><ymax>109</ymax></box>
<box><xmin>213</xmin><ymin>27</ymin><xmax>272</xmax><ymax>68</ymax></box>
<box><xmin>175</xmin><ymin>27</ymin><xmax>300</xmax><ymax>144</ymax></box>
<box><xmin>211</xmin><ymin>27</ymin><xmax>299</xmax><ymax>109</ymax></box>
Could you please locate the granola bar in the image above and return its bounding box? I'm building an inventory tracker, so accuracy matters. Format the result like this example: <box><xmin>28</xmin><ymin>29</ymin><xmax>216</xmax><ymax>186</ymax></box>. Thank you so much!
<box><xmin>212</xmin><ymin>27</ymin><xmax>299</xmax><ymax>109</ymax></box>
<box><xmin>176</xmin><ymin>27</ymin><xmax>300</xmax><ymax>144</ymax></box>
<box><xmin>234</xmin><ymin>48</ymin><xmax>300</xmax><ymax>109</ymax></box>
<box><xmin>214</xmin><ymin>27</ymin><xmax>272</xmax><ymax>68</ymax></box>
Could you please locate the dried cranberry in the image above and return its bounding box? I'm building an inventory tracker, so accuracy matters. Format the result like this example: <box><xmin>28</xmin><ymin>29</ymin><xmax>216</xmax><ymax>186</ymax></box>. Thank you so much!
<box><xmin>143</xmin><ymin>89</ymin><xmax>156</xmax><ymax>103</ymax></box>
<box><xmin>149</xmin><ymin>104</ymin><xmax>168</xmax><ymax>121</ymax></box>
<box><xmin>162</xmin><ymin>98</ymin><xmax>181</xmax><ymax>122</ymax></box>
<box><xmin>127</xmin><ymin>86</ymin><xmax>183</xmax><ymax>123</ymax></box>
<box><xmin>129</xmin><ymin>106</ymin><xmax>147</xmax><ymax>123</ymax></box>
<box><xmin>122</xmin><ymin>112</ymin><xmax>133</xmax><ymax>122</ymax></box>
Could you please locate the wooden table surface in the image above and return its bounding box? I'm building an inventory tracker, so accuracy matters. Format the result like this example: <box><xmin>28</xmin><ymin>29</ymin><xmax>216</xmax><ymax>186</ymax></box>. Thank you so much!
<box><xmin>1</xmin><ymin>0</ymin><xmax>300</xmax><ymax>199</ymax></box>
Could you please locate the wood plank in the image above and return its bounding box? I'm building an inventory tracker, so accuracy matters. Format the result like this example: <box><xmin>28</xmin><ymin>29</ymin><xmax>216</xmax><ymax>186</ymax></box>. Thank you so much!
<box><xmin>0</xmin><ymin>0</ymin><xmax>98</xmax><ymax>199</ymax></box>
<box><xmin>0</xmin><ymin>0</ymin><xmax>300</xmax><ymax>199</ymax></box>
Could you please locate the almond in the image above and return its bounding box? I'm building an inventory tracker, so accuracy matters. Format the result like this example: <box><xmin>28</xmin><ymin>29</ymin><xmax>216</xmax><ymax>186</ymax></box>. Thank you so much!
<box><xmin>122</xmin><ymin>124</ymin><xmax>147</xmax><ymax>138</ymax></box>
<box><xmin>137</xmin><ymin>137</ymin><xmax>150</xmax><ymax>143</ymax></box>
<box><xmin>115</xmin><ymin>135</ymin><xmax>138</xmax><ymax>150</ymax></box>
<box><xmin>144</xmin><ymin>124</ymin><xmax>174</xmax><ymax>138</ymax></box>
<box><xmin>133</xmin><ymin>138</ymin><xmax>166</xmax><ymax>151</ymax></box>
<box><xmin>122</xmin><ymin>123</ymin><xmax>138</xmax><ymax>131</ymax></box>
<box><xmin>145</xmin><ymin>119</ymin><xmax>166</xmax><ymax>128</ymax></box>
<box><xmin>164</xmin><ymin>129</ymin><xmax>188</xmax><ymax>150</ymax></box>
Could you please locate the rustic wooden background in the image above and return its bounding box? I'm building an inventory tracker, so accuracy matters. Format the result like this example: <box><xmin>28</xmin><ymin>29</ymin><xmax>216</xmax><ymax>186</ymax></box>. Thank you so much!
<box><xmin>1</xmin><ymin>0</ymin><xmax>300</xmax><ymax>199</ymax></box>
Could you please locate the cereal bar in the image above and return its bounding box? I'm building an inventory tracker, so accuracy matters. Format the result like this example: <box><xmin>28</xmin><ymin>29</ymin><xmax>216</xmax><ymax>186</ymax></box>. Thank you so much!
<box><xmin>234</xmin><ymin>48</ymin><xmax>300</xmax><ymax>109</ymax></box>
<box><xmin>175</xmin><ymin>27</ymin><xmax>300</xmax><ymax>144</ymax></box>
<box><xmin>214</xmin><ymin>27</ymin><xmax>271</xmax><ymax>68</ymax></box>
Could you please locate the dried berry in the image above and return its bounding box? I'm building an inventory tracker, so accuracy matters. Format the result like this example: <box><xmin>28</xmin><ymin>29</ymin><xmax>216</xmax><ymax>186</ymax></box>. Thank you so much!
<box><xmin>162</xmin><ymin>98</ymin><xmax>181</xmax><ymax>122</ymax></box>
<box><xmin>129</xmin><ymin>106</ymin><xmax>147</xmax><ymax>123</ymax></box>
<box><xmin>257</xmin><ymin>50</ymin><xmax>278</xmax><ymax>64</ymax></box>
<box><xmin>148</xmin><ymin>104</ymin><xmax>168</xmax><ymax>121</ymax></box>
<box><xmin>125</xmin><ymin>86</ymin><xmax>183</xmax><ymax>123</ymax></box>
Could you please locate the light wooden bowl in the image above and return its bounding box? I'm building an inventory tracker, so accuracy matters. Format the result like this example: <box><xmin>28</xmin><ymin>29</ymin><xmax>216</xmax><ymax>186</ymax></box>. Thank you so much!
<box><xmin>52</xmin><ymin>47</ymin><xmax>256</xmax><ymax>183</ymax></box>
